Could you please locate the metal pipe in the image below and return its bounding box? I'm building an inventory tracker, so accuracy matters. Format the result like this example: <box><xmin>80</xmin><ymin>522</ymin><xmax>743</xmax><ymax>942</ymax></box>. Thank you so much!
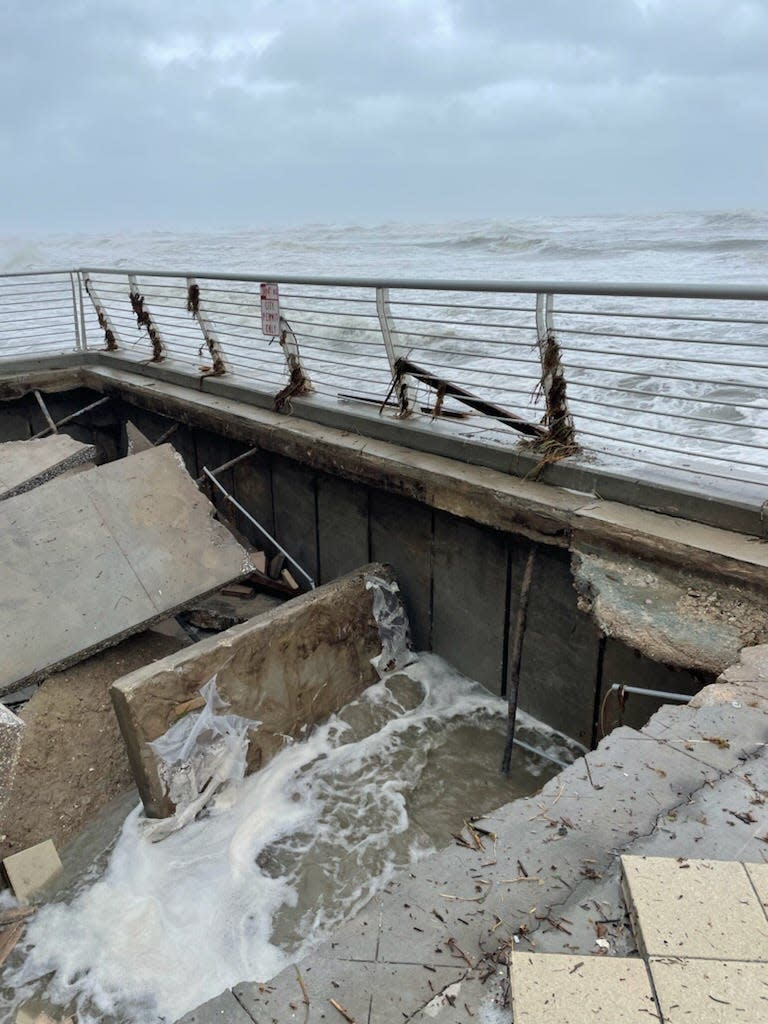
<box><xmin>201</xmin><ymin>466</ymin><xmax>316</xmax><ymax>590</ymax></box>
<box><xmin>34</xmin><ymin>390</ymin><xmax>57</xmax><ymax>434</ymax></box>
<box><xmin>31</xmin><ymin>396</ymin><xmax>111</xmax><ymax>439</ymax></box>
<box><xmin>77</xmin><ymin>268</ymin><xmax>768</xmax><ymax>301</ymax></box>
<box><xmin>610</xmin><ymin>683</ymin><xmax>692</xmax><ymax>703</ymax></box>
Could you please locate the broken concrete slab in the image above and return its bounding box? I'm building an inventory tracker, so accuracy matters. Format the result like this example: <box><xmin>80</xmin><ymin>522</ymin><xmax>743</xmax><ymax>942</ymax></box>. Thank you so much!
<box><xmin>0</xmin><ymin>444</ymin><xmax>254</xmax><ymax>697</ymax></box>
<box><xmin>573</xmin><ymin>546</ymin><xmax>768</xmax><ymax>674</ymax></box>
<box><xmin>111</xmin><ymin>564</ymin><xmax>402</xmax><ymax>818</ymax></box>
<box><xmin>621</xmin><ymin>856</ymin><xmax>768</xmax><ymax>961</ymax></box>
<box><xmin>0</xmin><ymin>435</ymin><xmax>96</xmax><ymax>501</ymax></box>
<box><xmin>510</xmin><ymin>951</ymin><xmax>658</xmax><ymax>1023</ymax></box>
<box><xmin>2</xmin><ymin>840</ymin><xmax>62</xmax><ymax>904</ymax></box>
<box><xmin>0</xmin><ymin>703</ymin><xmax>23</xmax><ymax>829</ymax></box>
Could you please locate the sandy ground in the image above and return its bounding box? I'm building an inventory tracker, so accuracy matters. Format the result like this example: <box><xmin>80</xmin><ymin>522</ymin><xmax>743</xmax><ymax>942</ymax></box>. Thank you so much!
<box><xmin>0</xmin><ymin>630</ymin><xmax>187</xmax><ymax>862</ymax></box>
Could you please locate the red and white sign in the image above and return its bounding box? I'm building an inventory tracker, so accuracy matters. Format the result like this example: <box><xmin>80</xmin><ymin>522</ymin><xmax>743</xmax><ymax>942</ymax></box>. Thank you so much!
<box><xmin>260</xmin><ymin>283</ymin><xmax>281</xmax><ymax>336</ymax></box>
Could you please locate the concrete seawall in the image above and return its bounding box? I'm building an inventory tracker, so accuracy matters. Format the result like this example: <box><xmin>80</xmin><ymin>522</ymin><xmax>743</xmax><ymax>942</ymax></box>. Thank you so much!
<box><xmin>1</xmin><ymin>368</ymin><xmax>767</xmax><ymax>748</ymax></box>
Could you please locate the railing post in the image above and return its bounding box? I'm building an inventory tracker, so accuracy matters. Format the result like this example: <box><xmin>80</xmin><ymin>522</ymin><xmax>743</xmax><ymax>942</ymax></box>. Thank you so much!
<box><xmin>376</xmin><ymin>287</ymin><xmax>415</xmax><ymax>417</ymax></box>
<box><xmin>129</xmin><ymin>274</ymin><xmax>165</xmax><ymax>362</ymax></box>
<box><xmin>83</xmin><ymin>273</ymin><xmax>121</xmax><ymax>351</ymax></box>
<box><xmin>534</xmin><ymin>292</ymin><xmax>577</xmax><ymax>452</ymax></box>
<box><xmin>273</xmin><ymin>316</ymin><xmax>312</xmax><ymax>413</ymax></box>
<box><xmin>77</xmin><ymin>272</ymin><xmax>88</xmax><ymax>350</ymax></box>
<box><xmin>68</xmin><ymin>272</ymin><xmax>82</xmax><ymax>352</ymax></box>
<box><xmin>187</xmin><ymin>278</ymin><xmax>227</xmax><ymax>375</ymax></box>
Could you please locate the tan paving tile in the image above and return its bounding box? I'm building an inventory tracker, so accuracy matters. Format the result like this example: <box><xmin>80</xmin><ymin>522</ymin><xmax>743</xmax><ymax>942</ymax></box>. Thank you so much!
<box><xmin>621</xmin><ymin>856</ymin><xmax>768</xmax><ymax>960</ymax></box>
<box><xmin>2</xmin><ymin>839</ymin><xmax>62</xmax><ymax>904</ymax></box>
<box><xmin>745</xmin><ymin>862</ymin><xmax>768</xmax><ymax>920</ymax></box>
<box><xmin>510</xmin><ymin>952</ymin><xmax>658</xmax><ymax>1022</ymax></box>
<box><xmin>650</xmin><ymin>957</ymin><xmax>768</xmax><ymax>1022</ymax></box>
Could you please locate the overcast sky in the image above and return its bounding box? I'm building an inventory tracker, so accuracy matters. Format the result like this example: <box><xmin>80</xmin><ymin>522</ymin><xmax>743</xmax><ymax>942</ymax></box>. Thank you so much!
<box><xmin>2</xmin><ymin>0</ymin><xmax>766</xmax><ymax>232</ymax></box>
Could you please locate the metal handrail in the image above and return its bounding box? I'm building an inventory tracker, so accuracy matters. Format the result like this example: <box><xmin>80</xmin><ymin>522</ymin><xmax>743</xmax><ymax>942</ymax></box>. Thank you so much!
<box><xmin>0</xmin><ymin>267</ymin><xmax>766</xmax><ymax>509</ymax></box>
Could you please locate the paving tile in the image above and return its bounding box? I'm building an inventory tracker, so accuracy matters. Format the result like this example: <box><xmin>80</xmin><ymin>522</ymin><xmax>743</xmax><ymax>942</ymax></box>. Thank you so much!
<box><xmin>745</xmin><ymin>862</ymin><xmax>768</xmax><ymax>921</ymax></box>
<box><xmin>649</xmin><ymin>957</ymin><xmax>768</xmax><ymax>1023</ymax></box>
<box><xmin>176</xmin><ymin>990</ymin><xmax>254</xmax><ymax>1024</ymax></box>
<box><xmin>642</xmin><ymin>703</ymin><xmax>768</xmax><ymax>771</ymax></box>
<box><xmin>2</xmin><ymin>839</ymin><xmax>62</xmax><ymax>904</ymax></box>
<box><xmin>621</xmin><ymin>856</ymin><xmax>768</xmax><ymax>960</ymax></box>
<box><xmin>510</xmin><ymin>952</ymin><xmax>658</xmax><ymax>1022</ymax></box>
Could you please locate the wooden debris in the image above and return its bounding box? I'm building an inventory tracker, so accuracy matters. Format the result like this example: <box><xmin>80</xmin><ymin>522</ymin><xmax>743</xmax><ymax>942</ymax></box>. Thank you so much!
<box><xmin>0</xmin><ymin>920</ymin><xmax>25</xmax><ymax>967</ymax></box>
<box><xmin>329</xmin><ymin>998</ymin><xmax>356</xmax><ymax>1023</ymax></box>
<box><xmin>269</xmin><ymin>553</ymin><xmax>286</xmax><ymax>580</ymax></box>
<box><xmin>220</xmin><ymin>583</ymin><xmax>256</xmax><ymax>599</ymax></box>
<box><xmin>281</xmin><ymin>568</ymin><xmax>300</xmax><ymax>591</ymax></box>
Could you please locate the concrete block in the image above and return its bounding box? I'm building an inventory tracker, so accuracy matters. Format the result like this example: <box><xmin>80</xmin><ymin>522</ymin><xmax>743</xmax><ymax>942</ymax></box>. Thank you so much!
<box><xmin>0</xmin><ymin>444</ymin><xmax>254</xmax><ymax>697</ymax></box>
<box><xmin>0</xmin><ymin>435</ymin><xmax>96</xmax><ymax>500</ymax></box>
<box><xmin>369</xmin><ymin>489</ymin><xmax>432</xmax><ymax>649</ymax></box>
<box><xmin>272</xmin><ymin>457</ymin><xmax>318</xmax><ymax>585</ymax></box>
<box><xmin>110</xmin><ymin>564</ymin><xmax>398</xmax><ymax>818</ymax></box>
<box><xmin>431</xmin><ymin>511</ymin><xmax>507</xmax><ymax>695</ymax></box>
<box><xmin>2</xmin><ymin>839</ymin><xmax>62</xmax><ymax>904</ymax></box>
<box><xmin>317</xmin><ymin>473</ymin><xmax>369</xmax><ymax>584</ymax></box>
<box><xmin>649</xmin><ymin>957</ymin><xmax>768</xmax><ymax>1023</ymax></box>
<box><xmin>518</xmin><ymin>544</ymin><xmax>601</xmax><ymax>746</ymax></box>
<box><xmin>0</xmin><ymin>703</ymin><xmax>24</xmax><ymax>826</ymax></box>
<box><xmin>175</xmin><ymin>990</ymin><xmax>253</xmax><ymax>1024</ymax></box>
<box><xmin>510</xmin><ymin>951</ymin><xmax>658</xmax><ymax>1022</ymax></box>
<box><xmin>621</xmin><ymin>856</ymin><xmax>768</xmax><ymax>960</ymax></box>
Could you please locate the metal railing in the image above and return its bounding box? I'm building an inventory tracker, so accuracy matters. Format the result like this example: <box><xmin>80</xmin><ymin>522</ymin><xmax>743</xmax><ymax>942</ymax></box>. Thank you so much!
<box><xmin>1</xmin><ymin>267</ymin><xmax>767</xmax><ymax>496</ymax></box>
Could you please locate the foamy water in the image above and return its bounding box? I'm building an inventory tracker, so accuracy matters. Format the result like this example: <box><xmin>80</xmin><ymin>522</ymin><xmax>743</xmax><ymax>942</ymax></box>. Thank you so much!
<box><xmin>0</xmin><ymin>654</ymin><xmax>575</xmax><ymax>1024</ymax></box>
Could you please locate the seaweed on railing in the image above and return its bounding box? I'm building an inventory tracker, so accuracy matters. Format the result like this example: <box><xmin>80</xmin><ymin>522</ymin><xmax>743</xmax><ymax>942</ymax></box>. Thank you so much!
<box><xmin>129</xmin><ymin>279</ymin><xmax>165</xmax><ymax>362</ymax></box>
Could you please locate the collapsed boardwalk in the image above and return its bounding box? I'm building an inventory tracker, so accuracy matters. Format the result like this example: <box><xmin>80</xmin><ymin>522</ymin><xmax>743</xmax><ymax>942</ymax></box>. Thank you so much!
<box><xmin>181</xmin><ymin>645</ymin><xmax>768</xmax><ymax>1023</ymax></box>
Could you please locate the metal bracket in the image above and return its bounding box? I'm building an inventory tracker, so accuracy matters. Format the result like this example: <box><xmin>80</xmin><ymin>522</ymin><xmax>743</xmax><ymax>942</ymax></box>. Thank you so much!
<box><xmin>129</xmin><ymin>274</ymin><xmax>165</xmax><ymax>362</ymax></box>
<box><xmin>187</xmin><ymin>278</ymin><xmax>227</xmax><ymax>375</ymax></box>
<box><xmin>83</xmin><ymin>274</ymin><xmax>121</xmax><ymax>351</ymax></box>
<box><xmin>376</xmin><ymin>287</ymin><xmax>415</xmax><ymax>417</ymax></box>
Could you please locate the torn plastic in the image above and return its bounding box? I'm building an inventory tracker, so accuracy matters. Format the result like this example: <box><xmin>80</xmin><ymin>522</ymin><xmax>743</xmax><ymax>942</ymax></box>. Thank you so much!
<box><xmin>366</xmin><ymin>574</ymin><xmax>414</xmax><ymax>676</ymax></box>
<box><xmin>141</xmin><ymin>677</ymin><xmax>258</xmax><ymax>842</ymax></box>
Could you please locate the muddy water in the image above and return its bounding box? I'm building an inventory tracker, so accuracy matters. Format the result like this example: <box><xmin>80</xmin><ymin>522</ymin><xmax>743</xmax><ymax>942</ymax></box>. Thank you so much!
<box><xmin>1</xmin><ymin>654</ymin><xmax>579</xmax><ymax>1024</ymax></box>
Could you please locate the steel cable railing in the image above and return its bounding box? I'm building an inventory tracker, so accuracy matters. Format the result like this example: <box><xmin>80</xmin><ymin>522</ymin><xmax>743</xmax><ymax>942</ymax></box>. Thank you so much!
<box><xmin>0</xmin><ymin>267</ymin><xmax>766</xmax><ymax>493</ymax></box>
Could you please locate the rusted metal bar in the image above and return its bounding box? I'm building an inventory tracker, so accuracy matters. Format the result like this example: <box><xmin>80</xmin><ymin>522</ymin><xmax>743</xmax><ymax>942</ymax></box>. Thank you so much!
<box><xmin>274</xmin><ymin>317</ymin><xmax>312</xmax><ymax>413</ymax></box>
<box><xmin>501</xmin><ymin>546</ymin><xmax>536</xmax><ymax>774</ymax></box>
<box><xmin>31</xmin><ymin>395</ymin><xmax>111</xmax><ymax>439</ymax></box>
<box><xmin>129</xmin><ymin>274</ymin><xmax>165</xmax><ymax>362</ymax></box>
<box><xmin>187</xmin><ymin>278</ymin><xmax>227</xmax><ymax>375</ymax></box>
<box><xmin>395</xmin><ymin>357</ymin><xmax>545</xmax><ymax>438</ymax></box>
<box><xmin>83</xmin><ymin>274</ymin><xmax>120</xmax><ymax>351</ymax></box>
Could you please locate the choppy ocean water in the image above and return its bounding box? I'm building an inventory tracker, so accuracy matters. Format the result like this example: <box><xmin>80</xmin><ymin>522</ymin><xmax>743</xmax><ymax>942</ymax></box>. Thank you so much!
<box><xmin>1</xmin><ymin>210</ymin><xmax>766</xmax><ymax>487</ymax></box>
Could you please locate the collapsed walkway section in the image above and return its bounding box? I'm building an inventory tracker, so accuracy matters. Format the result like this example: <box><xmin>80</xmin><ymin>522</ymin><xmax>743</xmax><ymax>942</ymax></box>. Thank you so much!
<box><xmin>110</xmin><ymin>565</ymin><xmax>405</xmax><ymax>819</ymax></box>
<box><xmin>0</xmin><ymin>444</ymin><xmax>254</xmax><ymax>697</ymax></box>
<box><xmin>0</xmin><ymin>435</ymin><xmax>96</xmax><ymax>500</ymax></box>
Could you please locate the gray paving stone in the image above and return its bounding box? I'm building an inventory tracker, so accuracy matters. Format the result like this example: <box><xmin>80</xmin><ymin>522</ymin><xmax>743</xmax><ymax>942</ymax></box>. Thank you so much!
<box><xmin>177</xmin><ymin>991</ymin><xmax>254</xmax><ymax>1024</ymax></box>
<box><xmin>0</xmin><ymin>435</ymin><xmax>96</xmax><ymax>500</ymax></box>
<box><xmin>649</xmin><ymin>957</ymin><xmax>768</xmax><ymax>1023</ymax></box>
<box><xmin>235</xmin><ymin>960</ymin><xmax>376</xmax><ymax>1023</ymax></box>
<box><xmin>642</xmin><ymin>702</ymin><xmax>768</xmax><ymax>771</ymax></box>
<box><xmin>622</xmin><ymin>856</ymin><xmax>768</xmax><ymax>961</ymax></box>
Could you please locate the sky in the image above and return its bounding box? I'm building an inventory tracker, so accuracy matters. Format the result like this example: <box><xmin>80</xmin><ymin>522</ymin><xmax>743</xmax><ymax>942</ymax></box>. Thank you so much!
<box><xmin>1</xmin><ymin>0</ymin><xmax>767</xmax><ymax>232</ymax></box>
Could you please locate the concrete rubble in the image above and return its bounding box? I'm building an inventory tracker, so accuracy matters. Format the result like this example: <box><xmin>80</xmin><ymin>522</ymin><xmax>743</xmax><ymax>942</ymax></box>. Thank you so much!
<box><xmin>0</xmin><ymin>704</ymin><xmax>23</xmax><ymax>826</ymax></box>
<box><xmin>178</xmin><ymin>643</ymin><xmax>768</xmax><ymax>1023</ymax></box>
<box><xmin>573</xmin><ymin>545</ymin><xmax>768</xmax><ymax>674</ymax></box>
<box><xmin>111</xmin><ymin>564</ymin><xmax>403</xmax><ymax>819</ymax></box>
<box><xmin>0</xmin><ymin>435</ymin><xmax>96</xmax><ymax>501</ymax></box>
<box><xmin>0</xmin><ymin>444</ymin><xmax>255</xmax><ymax>697</ymax></box>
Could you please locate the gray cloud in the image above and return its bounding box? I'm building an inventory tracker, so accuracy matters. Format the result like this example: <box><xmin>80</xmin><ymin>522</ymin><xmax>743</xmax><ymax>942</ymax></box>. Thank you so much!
<box><xmin>1</xmin><ymin>0</ymin><xmax>766</xmax><ymax>230</ymax></box>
